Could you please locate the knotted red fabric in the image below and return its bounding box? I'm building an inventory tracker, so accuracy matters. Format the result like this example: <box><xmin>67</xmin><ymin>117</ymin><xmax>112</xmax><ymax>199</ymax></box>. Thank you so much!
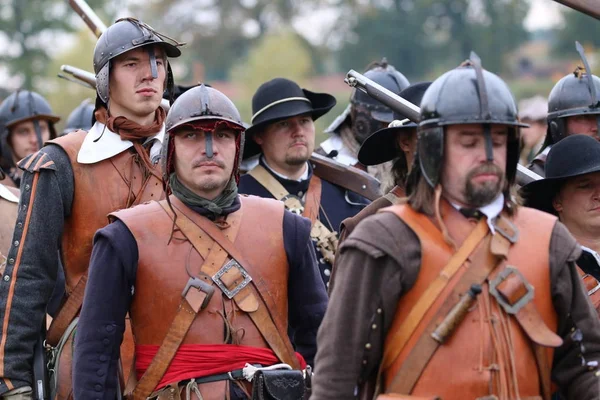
<box><xmin>135</xmin><ymin>344</ymin><xmax>307</xmax><ymax>390</ymax></box>
<box><xmin>95</xmin><ymin>106</ymin><xmax>165</xmax><ymax>180</ymax></box>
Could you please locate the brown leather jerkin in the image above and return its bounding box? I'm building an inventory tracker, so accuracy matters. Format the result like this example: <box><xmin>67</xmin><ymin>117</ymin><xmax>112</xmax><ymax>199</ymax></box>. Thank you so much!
<box><xmin>129</xmin><ymin>199</ymin><xmax>243</xmax><ymax>399</ymax></box>
<box><xmin>112</xmin><ymin>195</ymin><xmax>298</xmax><ymax>399</ymax></box>
<box><xmin>46</xmin><ymin>130</ymin><xmax>163</xmax><ymax>346</ymax></box>
<box><xmin>42</xmin><ymin>130</ymin><xmax>163</xmax><ymax>400</ymax></box>
<box><xmin>378</xmin><ymin>203</ymin><xmax>559</xmax><ymax>400</ymax></box>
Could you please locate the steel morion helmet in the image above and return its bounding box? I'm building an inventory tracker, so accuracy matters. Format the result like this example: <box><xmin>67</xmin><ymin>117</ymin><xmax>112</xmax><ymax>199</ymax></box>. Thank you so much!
<box><xmin>413</xmin><ymin>53</ymin><xmax>526</xmax><ymax>189</ymax></box>
<box><xmin>326</xmin><ymin>59</ymin><xmax>410</xmax><ymax>143</ymax></box>
<box><xmin>0</xmin><ymin>89</ymin><xmax>61</xmax><ymax>162</ymax></box>
<box><xmin>163</xmin><ymin>84</ymin><xmax>246</xmax><ymax>184</ymax></box>
<box><xmin>93</xmin><ymin>18</ymin><xmax>183</xmax><ymax>105</ymax></box>
<box><xmin>546</xmin><ymin>43</ymin><xmax>600</xmax><ymax>145</ymax></box>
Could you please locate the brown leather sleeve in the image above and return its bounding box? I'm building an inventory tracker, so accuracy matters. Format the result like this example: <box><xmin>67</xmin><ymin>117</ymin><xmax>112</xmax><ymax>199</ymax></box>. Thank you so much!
<box><xmin>311</xmin><ymin>213</ymin><xmax>421</xmax><ymax>400</ymax></box>
<box><xmin>549</xmin><ymin>221</ymin><xmax>600</xmax><ymax>400</ymax></box>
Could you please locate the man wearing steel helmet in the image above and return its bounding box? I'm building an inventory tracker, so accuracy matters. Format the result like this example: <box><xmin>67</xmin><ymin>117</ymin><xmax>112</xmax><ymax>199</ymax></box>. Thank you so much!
<box><xmin>0</xmin><ymin>90</ymin><xmax>61</xmax><ymax>187</ymax></box>
<box><xmin>73</xmin><ymin>85</ymin><xmax>326</xmax><ymax>400</ymax></box>
<box><xmin>528</xmin><ymin>44</ymin><xmax>600</xmax><ymax>176</ymax></box>
<box><xmin>0</xmin><ymin>18</ymin><xmax>182</xmax><ymax>399</ymax></box>
<box><xmin>311</xmin><ymin>56</ymin><xmax>600</xmax><ymax>400</ymax></box>
<box><xmin>320</xmin><ymin>59</ymin><xmax>409</xmax><ymax>188</ymax></box>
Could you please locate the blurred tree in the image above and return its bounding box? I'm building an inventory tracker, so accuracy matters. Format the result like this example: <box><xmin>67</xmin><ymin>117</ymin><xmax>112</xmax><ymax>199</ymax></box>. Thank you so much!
<box><xmin>43</xmin><ymin>29</ymin><xmax>98</xmax><ymax>132</ymax></box>
<box><xmin>229</xmin><ymin>30</ymin><xmax>314</xmax><ymax>122</ymax></box>
<box><xmin>335</xmin><ymin>0</ymin><xmax>530</xmax><ymax>78</ymax></box>
<box><xmin>129</xmin><ymin>0</ymin><xmax>322</xmax><ymax>81</ymax></box>
<box><xmin>0</xmin><ymin>0</ymin><xmax>111</xmax><ymax>93</ymax></box>
<box><xmin>552</xmin><ymin>9</ymin><xmax>600</xmax><ymax>57</ymax></box>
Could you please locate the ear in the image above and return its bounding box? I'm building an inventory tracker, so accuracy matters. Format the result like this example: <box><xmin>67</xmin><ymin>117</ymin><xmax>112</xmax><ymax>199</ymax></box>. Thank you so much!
<box><xmin>397</xmin><ymin>130</ymin><xmax>417</xmax><ymax>153</ymax></box>
<box><xmin>552</xmin><ymin>194</ymin><xmax>563</xmax><ymax>213</ymax></box>
<box><xmin>252</xmin><ymin>131</ymin><xmax>264</xmax><ymax>145</ymax></box>
<box><xmin>397</xmin><ymin>133</ymin><xmax>412</xmax><ymax>152</ymax></box>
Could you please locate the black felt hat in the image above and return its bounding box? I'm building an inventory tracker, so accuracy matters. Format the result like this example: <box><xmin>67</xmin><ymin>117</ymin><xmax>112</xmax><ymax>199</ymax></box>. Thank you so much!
<box><xmin>520</xmin><ymin>134</ymin><xmax>600</xmax><ymax>214</ymax></box>
<box><xmin>358</xmin><ymin>82</ymin><xmax>431</xmax><ymax>166</ymax></box>
<box><xmin>243</xmin><ymin>78</ymin><xmax>337</xmax><ymax>159</ymax></box>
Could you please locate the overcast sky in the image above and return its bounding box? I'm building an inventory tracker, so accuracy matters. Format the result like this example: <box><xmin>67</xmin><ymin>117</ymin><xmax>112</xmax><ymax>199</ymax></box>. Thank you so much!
<box><xmin>525</xmin><ymin>0</ymin><xmax>563</xmax><ymax>30</ymax></box>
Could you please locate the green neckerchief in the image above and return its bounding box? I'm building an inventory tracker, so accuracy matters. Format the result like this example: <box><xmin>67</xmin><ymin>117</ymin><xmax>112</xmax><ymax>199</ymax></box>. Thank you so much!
<box><xmin>169</xmin><ymin>173</ymin><xmax>238</xmax><ymax>215</ymax></box>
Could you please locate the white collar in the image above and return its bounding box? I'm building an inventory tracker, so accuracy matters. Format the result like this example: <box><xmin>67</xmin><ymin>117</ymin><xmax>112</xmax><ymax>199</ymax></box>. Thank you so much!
<box><xmin>0</xmin><ymin>184</ymin><xmax>19</xmax><ymax>203</ymax></box>
<box><xmin>581</xmin><ymin>246</ymin><xmax>600</xmax><ymax>265</ymax></box>
<box><xmin>77</xmin><ymin>121</ymin><xmax>165</xmax><ymax>164</ymax></box>
<box><xmin>450</xmin><ymin>193</ymin><xmax>505</xmax><ymax>234</ymax></box>
<box><xmin>261</xmin><ymin>156</ymin><xmax>309</xmax><ymax>182</ymax></box>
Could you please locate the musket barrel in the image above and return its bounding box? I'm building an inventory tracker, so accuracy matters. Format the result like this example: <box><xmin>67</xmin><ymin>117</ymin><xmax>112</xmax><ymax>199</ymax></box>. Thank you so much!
<box><xmin>68</xmin><ymin>0</ymin><xmax>107</xmax><ymax>37</ymax></box>
<box><xmin>345</xmin><ymin>69</ymin><xmax>421</xmax><ymax>123</ymax></box>
<box><xmin>344</xmin><ymin>69</ymin><xmax>543</xmax><ymax>187</ymax></box>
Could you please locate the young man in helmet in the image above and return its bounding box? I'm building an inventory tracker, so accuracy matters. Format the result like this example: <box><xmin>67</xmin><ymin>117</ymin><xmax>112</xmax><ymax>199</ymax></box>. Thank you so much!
<box><xmin>529</xmin><ymin>45</ymin><xmax>600</xmax><ymax>176</ymax></box>
<box><xmin>238</xmin><ymin>77</ymin><xmax>368</xmax><ymax>287</ymax></box>
<box><xmin>0</xmin><ymin>90</ymin><xmax>61</xmax><ymax>187</ymax></box>
<box><xmin>311</xmin><ymin>57</ymin><xmax>600</xmax><ymax>400</ymax></box>
<box><xmin>73</xmin><ymin>85</ymin><xmax>327</xmax><ymax>400</ymax></box>
<box><xmin>320</xmin><ymin>59</ymin><xmax>409</xmax><ymax>188</ymax></box>
<box><xmin>0</xmin><ymin>18</ymin><xmax>183</xmax><ymax>399</ymax></box>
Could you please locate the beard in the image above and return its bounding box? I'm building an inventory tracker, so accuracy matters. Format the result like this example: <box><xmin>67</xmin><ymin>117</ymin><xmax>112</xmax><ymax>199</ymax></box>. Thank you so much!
<box><xmin>464</xmin><ymin>163</ymin><xmax>505</xmax><ymax>207</ymax></box>
<box><xmin>285</xmin><ymin>144</ymin><xmax>310</xmax><ymax>166</ymax></box>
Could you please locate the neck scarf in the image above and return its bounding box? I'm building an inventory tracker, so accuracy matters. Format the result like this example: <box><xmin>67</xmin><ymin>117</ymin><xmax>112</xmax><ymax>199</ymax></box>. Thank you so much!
<box><xmin>95</xmin><ymin>106</ymin><xmax>165</xmax><ymax>178</ymax></box>
<box><xmin>169</xmin><ymin>173</ymin><xmax>238</xmax><ymax>216</ymax></box>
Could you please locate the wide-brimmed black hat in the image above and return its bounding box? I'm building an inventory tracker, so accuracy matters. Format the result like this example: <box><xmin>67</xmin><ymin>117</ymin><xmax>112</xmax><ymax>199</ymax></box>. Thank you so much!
<box><xmin>243</xmin><ymin>78</ymin><xmax>337</xmax><ymax>159</ymax></box>
<box><xmin>520</xmin><ymin>134</ymin><xmax>600</xmax><ymax>214</ymax></box>
<box><xmin>358</xmin><ymin>82</ymin><xmax>431</xmax><ymax>166</ymax></box>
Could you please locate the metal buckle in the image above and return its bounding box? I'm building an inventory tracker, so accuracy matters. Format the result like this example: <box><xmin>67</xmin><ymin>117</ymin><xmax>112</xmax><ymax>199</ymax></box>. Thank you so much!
<box><xmin>212</xmin><ymin>259</ymin><xmax>252</xmax><ymax>299</ymax></box>
<box><xmin>493</xmin><ymin>217</ymin><xmax>519</xmax><ymax>244</ymax></box>
<box><xmin>488</xmin><ymin>266</ymin><xmax>534</xmax><ymax>314</ymax></box>
<box><xmin>182</xmin><ymin>277</ymin><xmax>215</xmax><ymax>310</ymax></box>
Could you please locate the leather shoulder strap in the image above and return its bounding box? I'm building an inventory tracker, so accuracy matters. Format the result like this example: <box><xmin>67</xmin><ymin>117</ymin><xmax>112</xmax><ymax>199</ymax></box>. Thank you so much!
<box><xmin>161</xmin><ymin>199</ymin><xmax>300</xmax><ymax>368</ymax></box>
<box><xmin>248</xmin><ymin>164</ymin><xmax>289</xmax><ymax>199</ymax></box>
<box><xmin>379</xmin><ymin>208</ymin><xmax>489</xmax><ymax>370</ymax></box>
<box><xmin>303</xmin><ymin>175</ymin><xmax>322</xmax><ymax>224</ymax></box>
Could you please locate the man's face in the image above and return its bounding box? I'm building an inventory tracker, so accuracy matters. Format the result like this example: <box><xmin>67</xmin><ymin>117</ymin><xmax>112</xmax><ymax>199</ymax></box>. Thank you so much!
<box><xmin>565</xmin><ymin>115</ymin><xmax>599</xmax><ymax>139</ymax></box>
<box><xmin>553</xmin><ymin>172</ymin><xmax>600</xmax><ymax>235</ymax></box>
<box><xmin>441</xmin><ymin>124</ymin><xmax>508</xmax><ymax>208</ymax></box>
<box><xmin>173</xmin><ymin>124</ymin><xmax>237</xmax><ymax>200</ymax></box>
<box><xmin>254</xmin><ymin>114</ymin><xmax>315</xmax><ymax>168</ymax></box>
<box><xmin>8</xmin><ymin>119</ymin><xmax>50</xmax><ymax>161</ymax></box>
<box><xmin>108</xmin><ymin>46</ymin><xmax>166</xmax><ymax>120</ymax></box>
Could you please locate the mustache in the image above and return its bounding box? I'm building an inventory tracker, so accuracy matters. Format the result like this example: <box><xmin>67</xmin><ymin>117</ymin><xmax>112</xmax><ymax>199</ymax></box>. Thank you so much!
<box><xmin>467</xmin><ymin>163</ymin><xmax>503</xmax><ymax>180</ymax></box>
<box><xmin>289</xmin><ymin>140</ymin><xmax>308</xmax><ymax>147</ymax></box>
<box><xmin>192</xmin><ymin>158</ymin><xmax>226</xmax><ymax>168</ymax></box>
